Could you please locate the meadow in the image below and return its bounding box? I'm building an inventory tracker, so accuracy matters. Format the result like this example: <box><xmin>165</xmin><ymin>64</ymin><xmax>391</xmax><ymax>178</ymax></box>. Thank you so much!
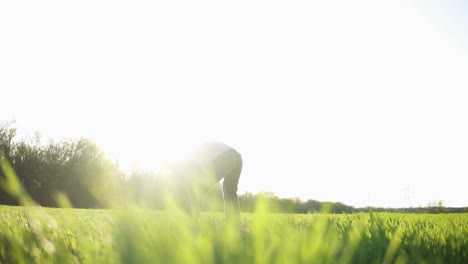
<box><xmin>0</xmin><ymin>204</ymin><xmax>467</xmax><ymax>264</ymax></box>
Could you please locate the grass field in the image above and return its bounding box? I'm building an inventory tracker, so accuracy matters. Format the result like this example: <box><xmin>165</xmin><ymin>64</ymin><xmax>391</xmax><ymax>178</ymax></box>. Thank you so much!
<box><xmin>0</xmin><ymin>205</ymin><xmax>467</xmax><ymax>264</ymax></box>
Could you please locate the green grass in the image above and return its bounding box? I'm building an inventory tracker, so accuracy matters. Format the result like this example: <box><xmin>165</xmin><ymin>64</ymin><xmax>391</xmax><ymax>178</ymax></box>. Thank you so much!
<box><xmin>0</xmin><ymin>205</ymin><xmax>467</xmax><ymax>264</ymax></box>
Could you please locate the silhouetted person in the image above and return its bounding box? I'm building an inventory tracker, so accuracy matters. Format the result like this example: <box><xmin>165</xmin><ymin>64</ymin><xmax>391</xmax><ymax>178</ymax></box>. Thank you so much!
<box><xmin>168</xmin><ymin>141</ymin><xmax>242</xmax><ymax>223</ymax></box>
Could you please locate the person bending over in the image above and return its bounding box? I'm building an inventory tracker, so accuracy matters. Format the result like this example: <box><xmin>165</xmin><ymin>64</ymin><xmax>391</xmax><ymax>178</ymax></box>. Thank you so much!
<box><xmin>167</xmin><ymin>141</ymin><xmax>243</xmax><ymax>223</ymax></box>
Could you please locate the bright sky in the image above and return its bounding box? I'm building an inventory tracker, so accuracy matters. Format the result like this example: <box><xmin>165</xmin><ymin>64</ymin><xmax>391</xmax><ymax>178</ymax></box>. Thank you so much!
<box><xmin>1</xmin><ymin>1</ymin><xmax>467</xmax><ymax>208</ymax></box>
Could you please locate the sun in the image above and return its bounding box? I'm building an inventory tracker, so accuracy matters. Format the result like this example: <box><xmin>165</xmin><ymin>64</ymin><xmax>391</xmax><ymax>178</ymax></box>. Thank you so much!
<box><xmin>98</xmin><ymin>132</ymin><xmax>202</xmax><ymax>174</ymax></box>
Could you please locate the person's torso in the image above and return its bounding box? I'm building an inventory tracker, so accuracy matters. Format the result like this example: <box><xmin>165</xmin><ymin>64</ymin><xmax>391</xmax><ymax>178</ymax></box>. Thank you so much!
<box><xmin>194</xmin><ymin>142</ymin><xmax>234</xmax><ymax>163</ymax></box>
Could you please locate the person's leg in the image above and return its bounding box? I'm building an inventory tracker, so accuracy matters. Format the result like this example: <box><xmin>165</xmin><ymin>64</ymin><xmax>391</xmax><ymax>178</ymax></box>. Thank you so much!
<box><xmin>198</xmin><ymin>149</ymin><xmax>243</xmax><ymax>221</ymax></box>
<box><xmin>220</xmin><ymin>152</ymin><xmax>242</xmax><ymax>222</ymax></box>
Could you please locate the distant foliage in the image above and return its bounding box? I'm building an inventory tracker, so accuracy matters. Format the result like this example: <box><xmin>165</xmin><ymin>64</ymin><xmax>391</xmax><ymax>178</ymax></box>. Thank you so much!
<box><xmin>0</xmin><ymin>121</ymin><xmax>124</xmax><ymax>208</ymax></box>
<box><xmin>239</xmin><ymin>192</ymin><xmax>356</xmax><ymax>214</ymax></box>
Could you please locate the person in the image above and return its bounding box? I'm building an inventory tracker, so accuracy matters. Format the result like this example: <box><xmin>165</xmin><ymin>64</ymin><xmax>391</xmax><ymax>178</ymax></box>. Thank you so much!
<box><xmin>166</xmin><ymin>141</ymin><xmax>243</xmax><ymax>223</ymax></box>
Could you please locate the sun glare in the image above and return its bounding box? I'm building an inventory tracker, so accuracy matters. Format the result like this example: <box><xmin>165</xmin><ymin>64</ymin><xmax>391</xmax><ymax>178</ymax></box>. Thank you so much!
<box><xmin>100</xmin><ymin>135</ymin><xmax>202</xmax><ymax>174</ymax></box>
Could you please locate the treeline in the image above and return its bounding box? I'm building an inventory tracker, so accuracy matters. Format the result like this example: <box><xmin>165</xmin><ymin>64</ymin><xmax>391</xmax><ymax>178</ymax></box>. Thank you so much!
<box><xmin>239</xmin><ymin>192</ymin><xmax>357</xmax><ymax>213</ymax></box>
<box><xmin>1</xmin><ymin>121</ymin><xmax>467</xmax><ymax>213</ymax></box>
<box><xmin>360</xmin><ymin>206</ymin><xmax>468</xmax><ymax>214</ymax></box>
<box><xmin>0</xmin><ymin>121</ymin><xmax>124</xmax><ymax>208</ymax></box>
<box><xmin>240</xmin><ymin>192</ymin><xmax>468</xmax><ymax>214</ymax></box>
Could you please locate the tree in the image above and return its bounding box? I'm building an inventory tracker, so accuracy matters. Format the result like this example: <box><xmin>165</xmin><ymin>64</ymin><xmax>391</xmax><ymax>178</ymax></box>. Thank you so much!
<box><xmin>0</xmin><ymin>120</ymin><xmax>16</xmax><ymax>160</ymax></box>
<box><xmin>0</xmin><ymin>121</ymin><xmax>124</xmax><ymax>208</ymax></box>
<box><xmin>0</xmin><ymin>121</ymin><xmax>19</xmax><ymax>205</ymax></box>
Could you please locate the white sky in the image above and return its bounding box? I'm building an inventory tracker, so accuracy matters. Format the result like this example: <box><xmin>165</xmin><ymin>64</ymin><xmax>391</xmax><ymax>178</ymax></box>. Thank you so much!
<box><xmin>1</xmin><ymin>1</ymin><xmax>467</xmax><ymax>208</ymax></box>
